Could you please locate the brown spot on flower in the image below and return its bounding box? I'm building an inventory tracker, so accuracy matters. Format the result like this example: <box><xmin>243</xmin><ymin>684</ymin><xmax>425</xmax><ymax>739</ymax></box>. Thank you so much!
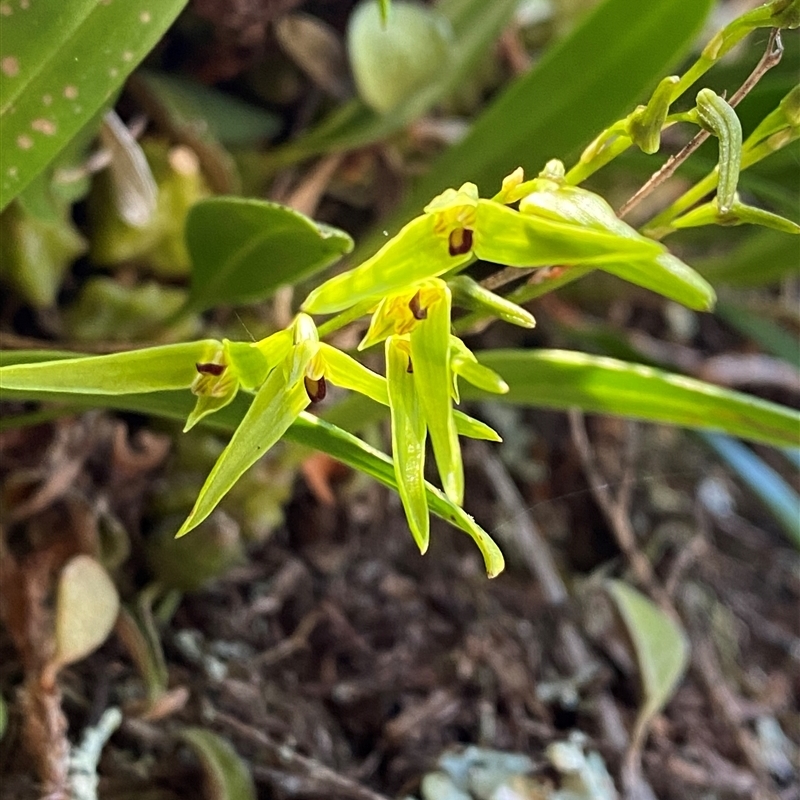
<box><xmin>448</xmin><ymin>227</ymin><xmax>473</xmax><ymax>256</ymax></box>
<box><xmin>406</xmin><ymin>356</ymin><xmax>414</xmax><ymax>374</ymax></box>
<box><xmin>196</xmin><ymin>362</ymin><xmax>226</xmax><ymax>376</ymax></box>
<box><xmin>304</xmin><ymin>375</ymin><xmax>327</xmax><ymax>403</ymax></box>
<box><xmin>408</xmin><ymin>291</ymin><xmax>428</xmax><ymax>321</ymax></box>
<box><xmin>63</xmin><ymin>85</ymin><xmax>78</xmax><ymax>100</ymax></box>
<box><xmin>16</xmin><ymin>134</ymin><xmax>32</xmax><ymax>149</ymax></box>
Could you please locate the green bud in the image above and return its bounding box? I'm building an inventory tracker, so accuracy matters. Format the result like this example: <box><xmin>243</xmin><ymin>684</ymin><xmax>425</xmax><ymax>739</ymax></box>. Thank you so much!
<box><xmin>695</xmin><ymin>89</ymin><xmax>742</xmax><ymax>214</ymax></box>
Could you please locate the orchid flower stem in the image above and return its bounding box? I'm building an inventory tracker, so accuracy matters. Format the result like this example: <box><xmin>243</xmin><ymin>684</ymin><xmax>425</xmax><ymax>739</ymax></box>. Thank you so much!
<box><xmin>315</xmin><ymin>298</ymin><xmax>375</xmax><ymax>339</ymax></box>
<box><xmin>620</xmin><ymin>30</ymin><xmax>783</xmax><ymax>225</ymax></box>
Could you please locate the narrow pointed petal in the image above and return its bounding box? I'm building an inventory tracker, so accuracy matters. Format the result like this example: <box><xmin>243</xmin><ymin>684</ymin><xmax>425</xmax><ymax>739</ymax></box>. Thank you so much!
<box><xmin>303</xmin><ymin>212</ymin><xmax>475</xmax><ymax>315</ymax></box>
<box><xmin>451</xmin><ymin>338</ymin><xmax>509</xmax><ymax>395</ymax></box>
<box><xmin>386</xmin><ymin>338</ymin><xmax>430</xmax><ymax>552</ymax></box>
<box><xmin>453</xmin><ymin>411</ymin><xmax>502</xmax><ymax>442</ymax></box>
<box><xmin>409</xmin><ymin>287</ymin><xmax>464</xmax><ymax>505</ymax></box>
<box><xmin>177</xmin><ymin>356</ymin><xmax>311</xmax><ymax>537</ymax></box>
<box><xmin>319</xmin><ymin>343</ymin><xmax>389</xmax><ymax>405</ymax></box>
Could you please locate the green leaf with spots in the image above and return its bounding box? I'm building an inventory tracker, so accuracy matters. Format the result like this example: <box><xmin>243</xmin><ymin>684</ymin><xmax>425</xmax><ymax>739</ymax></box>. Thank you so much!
<box><xmin>0</xmin><ymin>0</ymin><xmax>189</xmax><ymax>211</ymax></box>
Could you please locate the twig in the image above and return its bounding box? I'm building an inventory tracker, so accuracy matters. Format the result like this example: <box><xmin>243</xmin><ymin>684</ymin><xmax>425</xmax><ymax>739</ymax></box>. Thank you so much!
<box><xmin>214</xmin><ymin>711</ymin><xmax>390</xmax><ymax>800</ymax></box>
<box><xmin>618</xmin><ymin>29</ymin><xmax>783</xmax><ymax>220</ymax></box>
<box><xmin>474</xmin><ymin>441</ymin><xmax>632</xmax><ymax>756</ymax></box>
<box><xmin>567</xmin><ymin>411</ymin><xmax>673</xmax><ymax>613</ymax></box>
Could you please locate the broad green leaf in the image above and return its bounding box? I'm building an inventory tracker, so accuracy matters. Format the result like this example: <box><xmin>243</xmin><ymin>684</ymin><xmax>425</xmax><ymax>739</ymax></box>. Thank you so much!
<box><xmin>53</xmin><ymin>555</ymin><xmax>120</xmax><ymax>670</ymax></box>
<box><xmin>375</xmin><ymin>0</ymin><xmax>715</xmax><ymax>252</ymax></box>
<box><xmin>701</xmin><ymin>433</ymin><xmax>800</xmax><ymax>549</ymax></box>
<box><xmin>348</xmin><ymin>0</ymin><xmax>453</xmax><ymax>114</ymax></box>
<box><xmin>184</xmin><ymin>197</ymin><xmax>353</xmax><ymax>312</ymax></box>
<box><xmin>387</xmin><ymin>337</ymin><xmax>430</xmax><ymax>552</ymax></box>
<box><xmin>0</xmin><ymin>0</ymin><xmax>188</xmax><ymax>210</ymax></box>
<box><xmin>0</xmin><ymin>350</ymin><xmax>504</xmax><ymax>577</ymax></box>
<box><xmin>180</xmin><ymin>728</ymin><xmax>256</xmax><ymax>800</ymax></box>
<box><xmin>606</xmin><ymin>580</ymin><xmax>689</xmax><ymax>747</ymax></box>
<box><xmin>0</xmin><ymin>341</ymin><xmax>218</xmax><ymax>394</ymax></box>
<box><xmin>461</xmin><ymin>349</ymin><xmax>800</xmax><ymax>449</ymax></box>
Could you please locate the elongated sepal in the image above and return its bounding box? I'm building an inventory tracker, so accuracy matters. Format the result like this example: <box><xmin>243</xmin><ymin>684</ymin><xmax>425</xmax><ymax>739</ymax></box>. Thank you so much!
<box><xmin>448</xmin><ymin>275</ymin><xmax>535</xmax><ymax>329</ymax></box>
<box><xmin>695</xmin><ymin>89</ymin><xmax>742</xmax><ymax>214</ymax></box>
<box><xmin>627</xmin><ymin>75</ymin><xmax>679</xmax><ymax>154</ymax></box>
<box><xmin>453</xmin><ymin>411</ymin><xmax>502</xmax><ymax>442</ymax></box>
<box><xmin>0</xmin><ymin>340</ymin><xmax>220</xmax><ymax>395</ymax></box>
<box><xmin>476</xmin><ymin>197</ymin><xmax>662</xmax><ymax>268</ymax></box>
<box><xmin>386</xmin><ymin>337</ymin><xmax>430</xmax><ymax>553</ymax></box>
<box><xmin>319</xmin><ymin>343</ymin><xmax>389</xmax><ymax>404</ymax></box>
<box><xmin>601</xmin><ymin>252</ymin><xmax>716</xmax><ymax>311</ymax></box>
<box><xmin>672</xmin><ymin>198</ymin><xmax>800</xmax><ymax>235</ymax></box>
<box><xmin>450</xmin><ymin>337</ymin><xmax>509</xmax><ymax>395</ymax></box>
<box><xmin>303</xmin><ymin>189</ymin><xmax>477</xmax><ymax>315</ymax></box>
<box><xmin>409</xmin><ymin>286</ymin><xmax>463</xmax><ymax>505</ymax></box>
<box><xmin>177</xmin><ymin>357</ymin><xmax>311</xmax><ymax>537</ymax></box>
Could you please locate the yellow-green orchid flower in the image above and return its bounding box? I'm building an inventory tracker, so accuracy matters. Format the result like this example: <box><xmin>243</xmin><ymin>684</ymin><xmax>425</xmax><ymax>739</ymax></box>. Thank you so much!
<box><xmin>178</xmin><ymin>314</ymin><xmax>388</xmax><ymax>536</ymax></box>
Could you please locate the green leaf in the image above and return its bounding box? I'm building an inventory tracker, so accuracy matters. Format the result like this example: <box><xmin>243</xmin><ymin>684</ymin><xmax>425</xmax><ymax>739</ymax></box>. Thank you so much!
<box><xmin>460</xmin><ymin>349</ymin><xmax>800</xmax><ymax>449</ymax></box>
<box><xmin>180</xmin><ymin>728</ymin><xmax>256</xmax><ymax>800</ymax></box>
<box><xmin>391</xmin><ymin>0</ymin><xmax>715</xmax><ymax>225</ymax></box>
<box><xmin>53</xmin><ymin>555</ymin><xmax>120</xmax><ymax>670</ymax></box>
<box><xmin>0</xmin><ymin>0</ymin><xmax>188</xmax><ymax>211</ymax></box>
<box><xmin>348</xmin><ymin>0</ymin><xmax>453</xmax><ymax>114</ymax></box>
<box><xmin>606</xmin><ymin>580</ymin><xmax>689</xmax><ymax>747</ymax></box>
<box><xmin>0</xmin><ymin>341</ymin><xmax>218</xmax><ymax>394</ymax></box>
<box><xmin>184</xmin><ymin>197</ymin><xmax>353</xmax><ymax>312</ymax></box>
<box><xmin>0</xmin><ymin>693</ymin><xmax>6</xmax><ymax>741</ymax></box>
<box><xmin>0</xmin><ymin>349</ymin><xmax>504</xmax><ymax>577</ymax></box>
<box><xmin>386</xmin><ymin>337</ymin><xmax>430</xmax><ymax>552</ymax></box>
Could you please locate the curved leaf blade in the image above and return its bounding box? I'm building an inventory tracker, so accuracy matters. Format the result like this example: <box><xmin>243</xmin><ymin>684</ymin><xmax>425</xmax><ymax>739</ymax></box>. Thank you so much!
<box><xmin>0</xmin><ymin>0</ymin><xmax>188</xmax><ymax>210</ymax></box>
<box><xmin>462</xmin><ymin>349</ymin><xmax>800</xmax><ymax>448</ymax></box>
<box><xmin>184</xmin><ymin>197</ymin><xmax>353</xmax><ymax>312</ymax></box>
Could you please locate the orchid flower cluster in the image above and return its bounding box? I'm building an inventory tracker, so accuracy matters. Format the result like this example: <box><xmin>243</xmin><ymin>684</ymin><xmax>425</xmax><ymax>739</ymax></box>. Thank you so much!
<box><xmin>177</xmin><ymin>162</ymin><xmax>715</xmax><ymax>563</ymax></box>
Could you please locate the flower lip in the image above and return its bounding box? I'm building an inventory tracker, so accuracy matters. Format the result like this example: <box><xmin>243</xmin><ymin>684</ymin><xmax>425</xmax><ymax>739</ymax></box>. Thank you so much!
<box><xmin>448</xmin><ymin>227</ymin><xmax>473</xmax><ymax>256</ymax></box>
<box><xmin>304</xmin><ymin>374</ymin><xmax>327</xmax><ymax>403</ymax></box>
<box><xmin>408</xmin><ymin>291</ymin><xmax>428</xmax><ymax>320</ymax></box>
<box><xmin>195</xmin><ymin>362</ymin><xmax>226</xmax><ymax>376</ymax></box>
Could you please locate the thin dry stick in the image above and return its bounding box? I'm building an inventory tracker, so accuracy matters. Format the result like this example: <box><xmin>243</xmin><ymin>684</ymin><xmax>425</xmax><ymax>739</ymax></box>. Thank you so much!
<box><xmin>214</xmin><ymin>712</ymin><xmax>391</xmax><ymax>800</ymax></box>
<box><xmin>618</xmin><ymin>28</ymin><xmax>784</xmax><ymax>220</ymax></box>
<box><xmin>568</xmin><ymin>411</ymin><xmax>674</xmax><ymax>614</ymax></box>
<box><xmin>475</xmin><ymin>441</ymin><xmax>631</xmax><ymax>755</ymax></box>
